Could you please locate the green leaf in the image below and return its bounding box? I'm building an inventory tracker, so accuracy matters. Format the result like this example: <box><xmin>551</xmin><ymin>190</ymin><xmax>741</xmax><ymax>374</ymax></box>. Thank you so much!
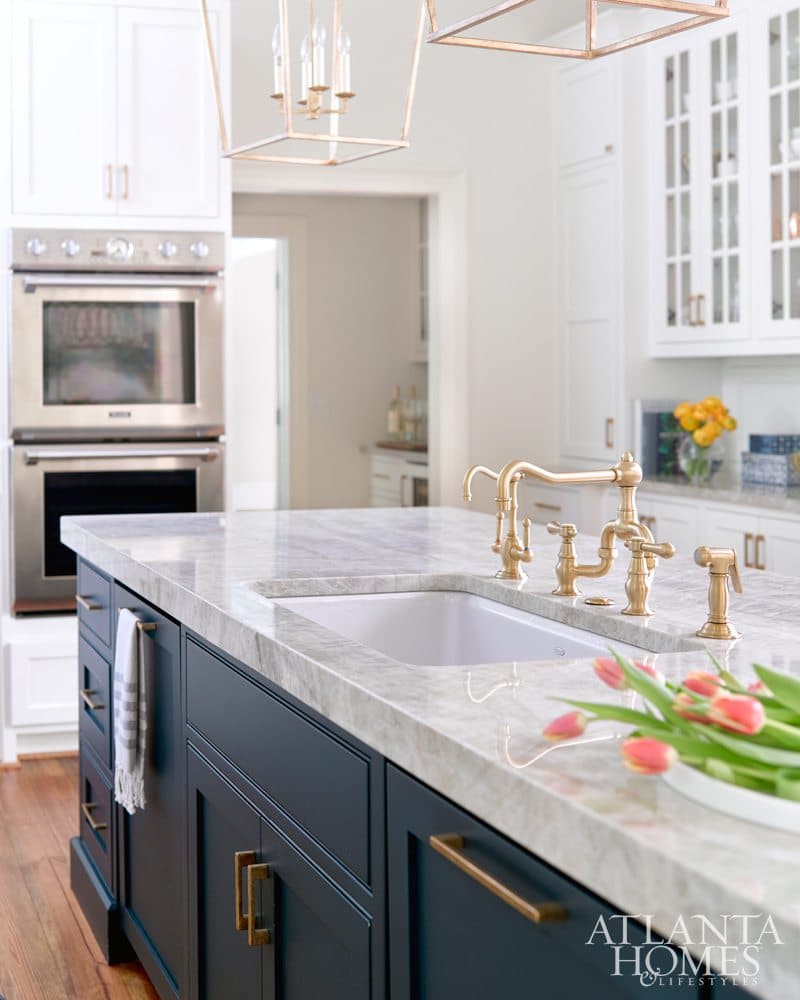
<box><xmin>630</xmin><ymin>725</ymin><xmax>774</xmax><ymax>769</ymax></box>
<box><xmin>707</xmin><ymin>651</ymin><xmax>746</xmax><ymax>692</ymax></box>
<box><xmin>753</xmin><ymin>664</ymin><xmax>800</xmax><ymax>715</ymax></box>
<box><xmin>703</xmin><ymin>727</ymin><xmax>800</xmax><ymax>768</ymax></box>
<box><xmin>558</xmin><ymin>700</ymin><xmax>672</xmax><ymax>731</ymax></box>
<box><xmin>610</xmin><ymin>651</ymin><xmax>693</xmax><ymax>732</ymax></box>
<box><xmin>776</xmin><ymin>769</ymin><xmax>800</xmax><ymax>802</ymax></box>
<box><xmin>704</xmin><ymin>758</ymin><xmax>777</xmax><ymax>794</ymax></box>
<box><xmin>761</xmin><ymin>719</ymin><xmax>800</xmax><ymax>751</ymax></box>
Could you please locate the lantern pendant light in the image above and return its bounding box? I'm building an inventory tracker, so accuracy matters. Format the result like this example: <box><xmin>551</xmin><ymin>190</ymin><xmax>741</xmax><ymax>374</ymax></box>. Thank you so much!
<box><xmin>200</xmin><ymin>0</ymin><xmax>427</xmax><ymax>166</ymax></box>
<box><xmin>424</xmin><ymin>0</ymin><xmax>729</xmax><ymax>61</ymax></box>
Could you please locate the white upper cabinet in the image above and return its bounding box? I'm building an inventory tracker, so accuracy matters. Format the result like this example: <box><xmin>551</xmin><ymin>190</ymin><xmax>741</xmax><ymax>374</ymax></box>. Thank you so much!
<box><xmin>650</xmin><ymin>0</ymin><xmax>800</xmax><ymax>356</ymax></box>
<box><xmin>12</xmin><ymin>2</ymin><xmax>117</xmax><ymax>215</ymax></box>
<box><xmin>11</xmin><ymin>0</ymin><xmax>223</xmax><ymax>223</ymax></box>
<box><xmin>650</xmin><ymin>7</ymin><xmax>751</xmax><ymax>356</ymax></box>
<box><xmin>117</xmin><ymin>7</ymin><xmax>220</xmax><ymax>218</ymax></box>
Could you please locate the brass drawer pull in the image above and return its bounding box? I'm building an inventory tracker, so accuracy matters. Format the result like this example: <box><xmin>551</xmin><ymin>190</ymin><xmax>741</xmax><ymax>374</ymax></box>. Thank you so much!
<box><xmin>755</xmin><ymin>534</ymin><xmax>766</xmax><ymax>571</ymax></box>
<box><xmin>121</xmin><ymin>164</ymin><xmax>130</xmax><ymax>200</ymax></box>
<box><xmin>80</xmin><ymin>688</ymin><xmax>105</xmax><ymax>712</ymax></box>
<box><xmin>744</xmin><ymin>532</ymin><xmax>754</xmax><ymax>569</ymax></box>
<box><xmin>136</xmin><ymin>621</ymin><xmax>157</xmax><ymax>634</ymax></box>
<box><xmin>81</xmin><ymin>802</ymin><xmax>107</xmax><ymax>832</ymax></box>
<box><xmin>105</xmin><ymin>163</ymin><xmax>113</xmax><ymax>200</ymax></box>
<box><xmin>372</xmin><ymin>473</ymin><xmax>392</xmax><ymax>481</ymax></box>
<box><xmin>605</xmin><ymin>417</ymin><xmax>615</xmax><ymax>450</ymax></box>
<box><xmin>429</xmin><ymin>834</ymin><xmax>568</xmax><ymax>925</ymax></box>
<box><xmin>234</xmin><ymin>850</ymin><xmax>254</xmax><ymax>932</ymax></box>
<box><xmin>76</xmin><ymin>594</ymin><xmax>103</xmax><ymax>612</ymax></box>
<box><xmin>534</xmin><ymin>502</ymin><xmax>562</xmax><ymax>513</ymax></box>
<box><xmin>247</xmin><ymin>862</ymin><xmax>271</xmax><ymax>947</ymax></box>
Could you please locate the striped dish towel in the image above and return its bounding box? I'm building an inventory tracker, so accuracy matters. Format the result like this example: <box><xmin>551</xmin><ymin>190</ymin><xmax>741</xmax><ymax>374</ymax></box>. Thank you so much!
<box><xmin>113</xmin><ymin>609</ymin><xmax>148</xmax><ymax>814</ymax></box>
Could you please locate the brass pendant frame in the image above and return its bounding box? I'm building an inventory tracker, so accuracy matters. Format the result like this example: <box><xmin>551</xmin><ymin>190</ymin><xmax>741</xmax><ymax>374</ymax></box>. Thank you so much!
<box><xmin>425</xmin><ymin>0</ymin><xmax>729</xmax><ymax>60</ymax></box>
<box><xmin>200</xmin><ymin>0</ymin><xmax>427</xmax><ymax>167</ymax></box>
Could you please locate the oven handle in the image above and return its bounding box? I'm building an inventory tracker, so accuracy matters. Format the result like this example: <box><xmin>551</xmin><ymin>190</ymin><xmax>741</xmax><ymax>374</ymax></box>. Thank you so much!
<box><xmin>24</xmin><ymin>446</ymin><xmax>221</xmax><ymax>465</ymax></box>
<box><xmin>21</xmin><ymin>274</ymin><xmax>220</xmax><ymax>292</ymax></box>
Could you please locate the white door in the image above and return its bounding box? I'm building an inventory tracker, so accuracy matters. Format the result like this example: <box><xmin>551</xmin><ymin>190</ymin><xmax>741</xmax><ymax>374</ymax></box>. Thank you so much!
<box><xmin>12</xmin><ymin>1</ymin><xmax>117</xmax><ymax>215</ymax></box>
<box><xmin>758</xmin><ymin>514</ymin><xmax>800</xmax><ymax>575</ymax></box>
<box><xmin>700</xmin><ymin>504</ymin><xmax>760</xmax><ymax>567</ymax></box>
<box><xmin>116</xmin><ymin>6</ymin><xmax>220</xmax><ymax>218</ymax></box>
<box><xmin>558</xmin><ymin>163</ymin><xmax>622</xmax><ymax>464</ymax></box>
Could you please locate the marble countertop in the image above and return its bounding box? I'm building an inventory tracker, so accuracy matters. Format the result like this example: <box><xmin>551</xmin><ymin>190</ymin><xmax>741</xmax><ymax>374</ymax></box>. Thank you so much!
<box><xmin>62</xmin><ymin>507</ymin><xmax>800</xmax><ymax>998</ymax></box>
<box><xmin>641</xmin><ymin>474</ymin><xmax>800</xmax><ymax>515</ymax></box>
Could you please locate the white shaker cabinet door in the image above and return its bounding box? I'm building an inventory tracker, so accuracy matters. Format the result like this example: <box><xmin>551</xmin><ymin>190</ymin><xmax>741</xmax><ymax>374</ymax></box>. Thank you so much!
<box><xmin>116</xmin><ymin>6</ymin><xmax>220</xmax><ymax>219</ymax></box>
<box><xmin>12</xmin><ymin>2</ymin><xmax>117</xmax><ymax>215</ymax></box>
<box><xmin>758</xmin><ymin>514</ymin><xmax>800</xmax><ymax>575</ymax></box>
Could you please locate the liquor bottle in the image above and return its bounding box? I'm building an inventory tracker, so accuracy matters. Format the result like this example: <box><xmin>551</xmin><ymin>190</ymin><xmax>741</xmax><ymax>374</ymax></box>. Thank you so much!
<box><xmin>387</xmin><ymin>385</ymin><xmax>404</xmax><ymax>441</ymax></box>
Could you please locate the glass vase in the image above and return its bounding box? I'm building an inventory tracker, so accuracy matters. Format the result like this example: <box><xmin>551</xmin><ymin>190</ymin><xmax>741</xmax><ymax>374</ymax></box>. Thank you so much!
<box><xmin>677</xmin><ymin>435</ymin><xmax>724</xmax><ymax>486</ymax></box>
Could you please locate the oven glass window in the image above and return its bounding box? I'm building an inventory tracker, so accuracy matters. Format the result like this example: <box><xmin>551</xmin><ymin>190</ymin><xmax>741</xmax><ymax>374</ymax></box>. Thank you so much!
<box><xmin>42</xmin><ymin>302</ymin><xmax>196</xmax><ymax>405</ymax></box>
<box><xmin>43</xmin><ymin>470</ymin><xmax>197</xmax><ymax>578</ymax></box>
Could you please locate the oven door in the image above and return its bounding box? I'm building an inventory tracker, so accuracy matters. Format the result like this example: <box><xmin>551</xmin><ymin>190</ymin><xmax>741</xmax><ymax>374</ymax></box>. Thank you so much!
<box><xmin>11</xmin><ymin>272</ymin><xmax>223</xmax><ymax>439</ymax></box>
<box><xmin>11</xmin><ymin>441</ymin><xmax>224</xmax><ymax>613</ymax></box>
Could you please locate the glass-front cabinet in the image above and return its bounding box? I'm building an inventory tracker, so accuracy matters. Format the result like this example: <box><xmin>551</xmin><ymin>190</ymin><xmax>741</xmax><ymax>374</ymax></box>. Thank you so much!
<box><xmin>651</xmin><ymin>0</ymin><xmax>800</xmax><ymax>357</ymax></box>
<box><xmin>652</xmin><ymin>7</ymin><xmax>750</xmax><ymax>355</ymax></box>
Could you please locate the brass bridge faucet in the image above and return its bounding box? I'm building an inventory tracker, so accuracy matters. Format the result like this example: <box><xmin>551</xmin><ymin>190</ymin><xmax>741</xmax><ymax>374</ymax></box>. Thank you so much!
<box><xmin>465</xmin><ymin>453</ymin><xmax>672</xmax><ymax>603</ymax></box>
<box><xmin>694</xmin><ymin>546</ymin><xmax>743</xmax><ymax>640</ymax></box>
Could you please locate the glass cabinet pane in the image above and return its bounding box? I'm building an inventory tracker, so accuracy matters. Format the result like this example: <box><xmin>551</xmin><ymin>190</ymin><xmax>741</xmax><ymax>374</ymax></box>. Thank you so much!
<box><xmin>680</xmin><ymin>121</ymin><xmax>690</xmax><ymax>183</ymax></box>
<box><xmin>727</xmin><ymin>35</ymin><xmax>738</xmax><ymax>99</ymax></box>
<box><xmin>729</xmin><ymin>181</ymin><xmax>739</xmax><ymax>248</ymax></box>
<box><xmin>729</xmin><ymin>256</ymin><xmax>740</xmax><ymax>323</ymax></box>
<box><xmin>680</xmin><ymin>51</ymin><xmax>690</xmax><ymax>115</ymax></box>
<box><xmin>773</xmin><ymin>175</ymin><xmax>784</xmax><ymax>242</ymax></box>
<box><xmin>711</xmin><ymin>39</ymin><xmax>721</xmax><ymax>106</ymax></box>
<box><xmin>712</xmin><ymin>186</ymin><xmax>723</xmax><ymax>251</ymax></box>
<box><xmin>789</xmin><ymin>11</ymin><xmax>800</xmax><ymax>84</ymax></box>
<box><xmin>666</xmin><ymin>56</ymin><xmax>675</xmax><ymax>120</ymax></box>
<box><xmin>773</xmin><ymin>250</ymin><xmax>785</xmax><ymax>319</ymax></box>
<box><xmin>666</xmin><ymin>195</ymin><xmax>676</xmax><ymax>257</ymax></box>
<box><xmin>681</xmin><ymin>192</ymin><xmax>691</xmax><ymax>255</ymax></box>
<box><xmin>771</xmin><ymin>17</ymin><xmax>783</xmax><ymax>89</ymax></box>
<box><xmin>667</xmin><ymin>264</ymin><xmax>677</xmax><ymax>327</ymax></box>
<box><xmin>792</xmin><ymin>248</ymin><xmax>800</xmax><ymax>317</ymax></box>
<box><xmin>666</xmin><ymin>125</ymin><xmax>676</xmax><ymax>188</ymax></box>
<box><xmin>771</xmin><ymin>94</ymin><xmax>783</xmax><ymax>166</ymax></box>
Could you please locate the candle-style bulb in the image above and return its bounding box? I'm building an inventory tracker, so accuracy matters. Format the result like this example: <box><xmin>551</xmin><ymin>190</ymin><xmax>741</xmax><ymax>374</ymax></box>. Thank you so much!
<box><xmin>337</xmin><ymin>26</ymin><xmax>351</xmax><ymax>54</ymax></box>
<box><xmin>336</xmin><ymin>25</ymin><xmax>352</xmax><ymax>95</ymax></box>
<box><xmin>311</xmin><ymin>20</ymin><xmax>326</xmax><ymax>89</ymax></box>
<box><xmin>312</xmin><ymin>20</ymin><xmax>326</xmax><ymax>48</ymax></box>
<box><xmin>271</xmin><ymin>23</ymin><xmax>284</xmax><ymax>97</ymax></box>
<box><xmin>272</xmin><ymin>23</ymin><xmax>282</xmax><ymax>58</ymax></box>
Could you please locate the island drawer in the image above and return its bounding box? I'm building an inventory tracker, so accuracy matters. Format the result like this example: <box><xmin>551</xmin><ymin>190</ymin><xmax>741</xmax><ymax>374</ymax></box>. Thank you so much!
<box><xmin>79</xmin><ymin>747</ymin><xmax>114</xmax><ymax>892</ymax></box>
<box><xmin>78</xmin><ymin>636</ymin><xmax>112</xmax><ymax>771</ymax></box>
<box><xmin>77</xmin><ymin>561</ymin><xmax>113</xmax><ymax>649</ymax></box>
<box><xmin>186</xmin><ymin>638</ymin><xmax>372</xmax><ymax>886</ymax></box>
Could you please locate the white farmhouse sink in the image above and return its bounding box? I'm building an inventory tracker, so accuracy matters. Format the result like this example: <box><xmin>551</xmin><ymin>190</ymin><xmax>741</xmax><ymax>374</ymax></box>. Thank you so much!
<box><xmin>275</xmin><ymin>591</ymin><xmax>645</xmax><ymax>667</ymax></box>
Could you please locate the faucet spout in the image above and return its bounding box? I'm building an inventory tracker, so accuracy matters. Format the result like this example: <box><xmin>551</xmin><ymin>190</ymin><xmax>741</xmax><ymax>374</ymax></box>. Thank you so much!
<box><xmin>495</xmin><ymin>459</ymin><xmax>621</xmax><ymax>512</ymax></box>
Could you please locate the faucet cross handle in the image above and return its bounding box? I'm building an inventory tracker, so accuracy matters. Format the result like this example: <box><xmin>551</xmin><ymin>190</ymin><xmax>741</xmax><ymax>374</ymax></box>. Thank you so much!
<box><xmin>547</xmin><ymin>522</ymin><xmax>581</xmax><ymax>597</ymax></box>
<box><xmin>622</xmin><ymin>537</ymin><xmax>675</xmax><ymax>617</ymax></box>
<box><xmin>694</xmin><ymin>546</ymin><xmax>743</xmax><ymax>640</ymax></box>
<box><xmin>546</xmin><ymin>521</ymin><xmax>577</xmax><ymax>541</ymax></box>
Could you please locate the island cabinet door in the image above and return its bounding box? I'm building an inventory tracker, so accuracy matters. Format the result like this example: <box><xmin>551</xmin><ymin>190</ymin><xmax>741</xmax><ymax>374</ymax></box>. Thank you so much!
<box><xmin>187</xmin><ymin>747</ymin><xmax>373</xmax><ymax>1000</ymax></box>
<box><xmin>187</xmin><ymin>748</ymin><xmax>263</xmax><ymax>1000</ymax></box>
<box><xmin>115</xmin><ymin>587</ymin><xmax>183</xmax><ymax>1000</ymax></box>
<box><xmin>387</xmin><ymin>766</ymin><xmax>698</xmax><ymax>1000</ymax></box>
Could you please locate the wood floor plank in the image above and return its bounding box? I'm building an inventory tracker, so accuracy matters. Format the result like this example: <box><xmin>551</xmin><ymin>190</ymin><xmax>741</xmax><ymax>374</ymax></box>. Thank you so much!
<box><xmin>0</xmin><ymin>757</ymin><xmax>158</xmax><ymax>1000</ymax></box>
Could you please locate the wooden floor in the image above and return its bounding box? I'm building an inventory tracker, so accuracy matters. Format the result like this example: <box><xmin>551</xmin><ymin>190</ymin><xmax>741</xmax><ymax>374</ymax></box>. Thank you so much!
<box><xmin>0</xmin><ymin>756</ymin><xmax>158</xmax><ymax>1000</ymax></box>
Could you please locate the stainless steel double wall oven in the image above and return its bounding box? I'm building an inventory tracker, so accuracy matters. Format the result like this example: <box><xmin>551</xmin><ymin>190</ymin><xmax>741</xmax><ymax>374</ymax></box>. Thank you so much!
<box><xmin>9</xmin><ymin>229</ymin><xmax>226</xmax><ymax>613</ymax></box>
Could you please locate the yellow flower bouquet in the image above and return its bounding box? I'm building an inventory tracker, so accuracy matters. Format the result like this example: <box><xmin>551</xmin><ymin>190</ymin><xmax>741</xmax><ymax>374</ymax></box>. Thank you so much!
<box><xmin>673</xmin><ymin>397</ymin><xmax>737</xmax><ymax>485</ymax></box>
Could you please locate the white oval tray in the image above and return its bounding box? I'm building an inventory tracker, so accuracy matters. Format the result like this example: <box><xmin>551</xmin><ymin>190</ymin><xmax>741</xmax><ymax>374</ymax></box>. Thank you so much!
<box><xmin>663</xmin><ymin>762</ymin><xmax>800</xmax><ymax>835</ymax></box>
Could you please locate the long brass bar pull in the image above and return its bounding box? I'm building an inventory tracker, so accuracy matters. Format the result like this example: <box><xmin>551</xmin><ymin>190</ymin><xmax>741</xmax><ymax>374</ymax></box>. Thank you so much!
<box><xmin>428</xmin><ymin>834</ymin><xmax>568</xmax><ymax>925</ymax></box>
<box><xmin>235</xmin><ymin>850</ymin><xmax>255</xmax><ymax>931</ymax></box>
<box><xmin>76</xmin><ymin>594</ymin><xmax>103</xmax><ymax>611</ymax></box>
<box><xmin>80</xmin><ymin>689</ymin><xmax>105</xmax><ymax>711</ymax></box>
<box><xmin>136</xmin><ymin>621</ymin><xmax>157</xmax><ymax>634</ymax></box>
<box><xmin>247</xmin><ymin>862</ymin><xmax>271</xmax><ymax>946</ymax></box>
<box><xmin>81</xmin><ymin>802</ymin><xmax>107</xmax><ymax>832</ymax></box>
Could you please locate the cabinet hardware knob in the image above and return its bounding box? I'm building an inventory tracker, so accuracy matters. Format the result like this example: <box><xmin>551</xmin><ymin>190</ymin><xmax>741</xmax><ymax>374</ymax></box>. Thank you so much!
<box><xmin>81</xmin><ymin>802</ymin><xmax>107</xmax><ymax>832</ymax></box>
<box><xmin>687</xmin><ymin>294</ymin><xmax>697</xmax><ymax>327</ymax></box>
<box><xmin>247</xmin><ymin>862</ymin><xmax>271</xmax><ymax>947</ymax></box>
<box><xmin>80</xmin><ymin>689</ymin><xmax>105</xmax><ymax>712</ymax></box>
<box><xmin>400</xmin><ymin>473</ymin><xmax>409</xmax><ymax>507</ymax></box>
<box><xmin>121</xmin><ymin>164</ymin><xmax>130</xmax><ymax>200</ymax></box>
<box><xmin>105</xmin><ymin>163</ymin><xmax>113</xmax><ymax>200</ymax></box>
<box><xmin>429</xmin><ymin>834</ymin><xmax>568</xmax><ymax>925</ymax></box>
<box><xmin>605</xmin><ymin>417</ymin><xmax>615</xmax><ymax>450</ymax></box>
<box><xmin>76</xmin><ymin>594</ymin><xmax>102</xmax><ymax>612</ymax></box>
<box><xmin>604</xmin><ymin>144</ymin><xmax>614</xmax><ymax>154</ymax></box>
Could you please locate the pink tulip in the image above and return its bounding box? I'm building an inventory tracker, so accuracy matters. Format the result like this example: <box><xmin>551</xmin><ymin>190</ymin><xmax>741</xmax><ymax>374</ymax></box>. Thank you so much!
<box><xmin>673</xmin><ymin>692</ymin><xmax>710</xmax><ymax>724</ymax></box>
<box><xmin>593</xmin><ymin>657</ymin><xmax>663</xmax><ymax>691</ymax></box>
<box><xmin>707</xmin><ymin>693</ymin><xmax>766</xmax><ymax>736</ymax></box>
<box><xmin>621</xmin><ymin>737</ymin><xmax>678</xmax><ymax>775</ymax></box>
<box><xmin>748</xmin><ymin>680</ymin><xmax>772</xmax><ymax>697</ymax></box>
<box><xmin>683</xmin><ymin>671</ymin><xmax>723</xmax><ymax>698</ymax></box>
<box><xmin>543</xmin><ymin>711</ymin><xmax>588</xmax><ymax>742</ymax></box>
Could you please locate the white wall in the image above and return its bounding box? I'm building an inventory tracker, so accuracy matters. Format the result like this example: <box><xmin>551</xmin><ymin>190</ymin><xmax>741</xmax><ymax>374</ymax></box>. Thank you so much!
<box><xmin>228</xmin><ymin>238</ymin><xmax>279</xmax><ymax>511</ymax></box>
<box><xmin>229</xmin><ymin>3</ymin><xmax>558</xmax><ymax>501</ymax></box>
<box><xmin>234</xmin><ymin>192</ymin><xmax>426</xmax><ymax>509</ymax></box>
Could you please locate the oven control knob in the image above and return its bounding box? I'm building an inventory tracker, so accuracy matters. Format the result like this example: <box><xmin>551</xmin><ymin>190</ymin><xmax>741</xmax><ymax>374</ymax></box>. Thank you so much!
<box><xmin>158</xmin><ymin>240</ymin><xmax>178</xmax><ymax>259</ymax></box>
<box><xmin>61</xmin><ymin>239</ymin><xmax>80</xmax><ymax>258</ymax></box>
<box><xmin>190</xmin><ymin>240</ymin><xmax>210</xmax><ymax>259</ymax></box>
<box><xmin>106</xmin><ymin>237</ymin><xmax>134</xmax><ymax>261</ymax></box>
<box><xmin>26</xmin><ymin>237</ymin><xmax>48</xmax><ymax>257</ymax></box>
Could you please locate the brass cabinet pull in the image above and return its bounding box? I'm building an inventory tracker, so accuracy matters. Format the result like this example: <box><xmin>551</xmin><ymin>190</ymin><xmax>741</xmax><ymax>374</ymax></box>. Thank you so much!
<box><xmin>81</xmin><ymin>802</ymin><xmax>107</xmax><ymax>832</ymax></box>
<box><xmin>744</xmin><ymin>532</ymin><xmax>754</xmax><ymax>569</ymax></box>
<box><xmin>534</xmin><ymin>502</ymin><xmax>562</xmax><ymax>513</ymax></box>
<box><xmin>76</xmin><ymin>594</ymin><xmax>102</xmax><ymax>612</ymax></box>
<box><xmin>105</xmin><ymin>163</ymin><xmax>114</xmax><ymax>199</ymax></box>
<box><xmin>605</xmin><ymin>418</ymin><xmax>615</xmax><ymax>450</ymax></box>
<box><xmin>687</xmin><ymin>294</ymin><xmax>697</xmax><ymax>326</ymax></box>
<box><xmin>429</xmin><ymin>834</ymin><xmax>568</xmax><ymax>925</ymax></box>
<box><xmin>136</xmin><ymin>621</ymin><xmax>157</xmax><ymax>634</ymax></box>
<box><xmin>372</xmin><ymin>473</ymin><xmax>392</xmax><ymax>481</ymax></box>
<box><xmin>80</xmin><ymin>688</ymin><xmax>105</xmax><ymax>712</ymax></box>
<box><xmin>234</xmin><ymin>850</ymin><xmax>255</xmax><ymax>932</ymax></box>
<box><xmin>121</xmin><ymin>164</ymin><xmax>130</xmax><ymax>200</ymax></box>
<box><xmin>247</xmin><ymin>862</ymin><xmax>271</xmax><ymax>946</ymax></box>
<box><xmin>755</xmin><ymin>534</ymin><xmax>766</xmax><ymax>571</ymax></box>
<box><xmin>697</xmin><ymin>293</ymin><xmax>707</xmax><ymax>326</ymax></box>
